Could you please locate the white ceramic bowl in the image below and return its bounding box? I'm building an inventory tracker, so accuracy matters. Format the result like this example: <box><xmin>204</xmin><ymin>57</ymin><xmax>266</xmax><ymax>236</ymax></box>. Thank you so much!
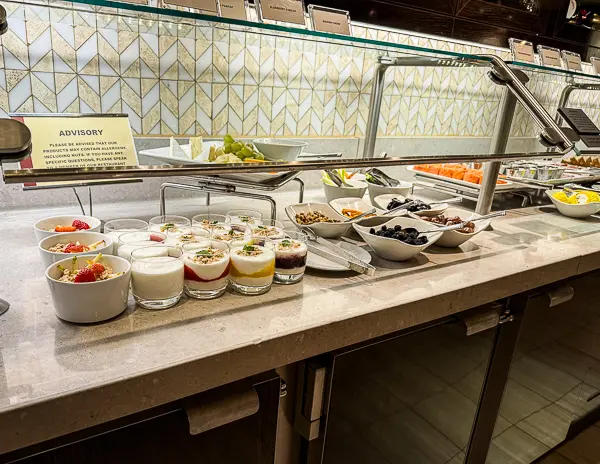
<box><xmin>45</xmin><ymin>255</ymin><xmax>131</xmax><ymax>323</ymax></box>
<box><xmin>252</xmin><ymin>138</ymin><xmax>307</xmax><ymax>161</ymax></box>
<box><xmin>323</xmin><ymin>179</ymin><xmax>368</xmax><ymax>202</ymax></box>
<box><xmin>328</xmin><ymin>197</ymin><xmax>386</xmax><ymax>218</ymax></box>
<box><xmin>545</xmin><ymin>190</ymin><xmax>600</xmax><ymax>219</ymax></box>
<box><xmin>367</xmin><ymin>180</ymin><xmax>413</xmax><ymax>205</ymax></box>
<box><xmin>353</xmin><ymin>217</ymin><xmax>441</xmax><ymax>261</ymax></box>
<box><xmin>34</xmin><ymin>215</ymin><xmax>102</xmax><ymax>241</ymax></box>
<box><xmin>285</xmin><ymin>202</ymin><xmax>351</xmax><ymax>239</ymax></box>
<box><xmin>373</xmin><ymin>194</ymin><xmax>448</xmax><ymax>217</ymax></box>
<box><xmin>408</xmin><ymin>208</ymin><xmax>491</xmax><ymax>248</ymax></box>
<box><xmin>38</xmin><ymin>232</ymin><xmax>114</xmax><ymax>269</ymax></box>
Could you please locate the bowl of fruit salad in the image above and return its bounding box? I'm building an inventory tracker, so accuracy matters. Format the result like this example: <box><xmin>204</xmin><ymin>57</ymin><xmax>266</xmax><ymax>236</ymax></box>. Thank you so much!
<box><xmin>38</xmin><ymin>231</ymin><xmax>113</xmax><ymax>268</ymax></box>
<box><xmin>45</xmin><ymin>254</ymin><xmax>131</xmax><ymax>323</ymax></box>
<box><xmin>353</xmin><ymin>217</ymin><xmax>441</xmax><ymax>261</ymax></box>
<box><xmin>34</xmin><ymin>215</ymin><xmax>101</xmax><ymax>241</ymax></box>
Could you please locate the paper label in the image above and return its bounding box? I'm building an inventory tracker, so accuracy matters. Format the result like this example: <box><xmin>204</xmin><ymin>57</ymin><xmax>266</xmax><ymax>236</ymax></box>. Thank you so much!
<box><xmin>564</xmin><ymin>52</ymin><xmax>582</xmax><ymax>71</ymax></box>
<box><xmin>119</xmin><ymin>0</ymin><xmax>148</xmax><ymax>5</ymax></box>
<box><xmin>220</xmin><ymin>0</ymin><xmax>247</xmax><ymax>20</ymax></box>
<box><xmin>165</xmin><ymin>0</ymin><xmax>218</xmax><ymax>11</ymax></box>
<box><xmin>311</xmin><ymin>8</ymin><xmax>350</xmax><ymax>35</ymax></box>
<box><xmin>259</xmin><ymin>0</ymin><xmax>305</xmax><ymax>25</ymax></box>
<box><xmin>22</xmin><ymin>115</ymin><xmax>138</xmax><ymax>171</ymax></box>
<box><xmin>539</xmin><ymin>48</ymin><xmax>562</xmax><ymax>67</ymax></box>
<box><xmin>511</xmin><ymin>41</ymin><xmax>534</xmax><ymax>63</ymax></box>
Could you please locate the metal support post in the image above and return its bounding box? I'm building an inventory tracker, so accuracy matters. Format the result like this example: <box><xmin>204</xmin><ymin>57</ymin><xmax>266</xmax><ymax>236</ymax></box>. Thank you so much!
<box><xmin>159</xmin><ymin>182</ymin><xmax>277</xmax><ymax>220</ymax></box>
<box><xmin>362</xmin><ymin>58</ymin><xmax>392</xmax><ymax>159</ymax></box>
<box><xmin>293</xmin><ymin>177</ymin><xmax>305</xmax><ymax>203</ymax></box>
<box><xmin>475</xmin><ymin>70</ymin><xmax>528</xmax><ymax>215</ymax></box>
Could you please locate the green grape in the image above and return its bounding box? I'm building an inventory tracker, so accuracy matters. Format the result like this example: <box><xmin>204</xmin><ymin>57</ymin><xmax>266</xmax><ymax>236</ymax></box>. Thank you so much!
<box><xmin>235</xmin><ymin>150</ymin><xmax>245</xmax><ymax>159</ymax></box>
<box><xmin>223</xmin><ymin>134</ymin><xmax>234</xmax><ymax>144</ymax></box>
<box><xmin>231</xmin><ymin>142</ymin><xmax>243</xmax><ymax>152</ymax></box>
<box><xmin>241</xmin><ymin>147</ymin><xmax>254</xmax><ymax>157</ymax></box>
<box><xmin>254</xmin><ymin>152</ymin><xmax>264</xmax><ymax>160</ymax></box>
<box><xmin>223</xmin><ymin>143</ymin><xmax>233</xmax><ymax>154</ymax></box>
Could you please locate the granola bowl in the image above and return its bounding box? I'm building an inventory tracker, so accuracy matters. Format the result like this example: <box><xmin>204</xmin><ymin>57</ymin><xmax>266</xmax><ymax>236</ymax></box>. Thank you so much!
<box><xmin>39</xmin><ymin>232</ymin><xmax>114</xmax><ymax>269</ymax></box>
<box><xmin>34</xmin><ymin>215</ymin><xmax>102</xmax><ymax>241</ymax></box>
<box><xmin>45</xmin><ymin>255</ymin><xmax>131</xmax><ymax>323</ymax></box>
<box><xmin>285</xmin><ymin>203</ymin><xmax>351</xmax><ymax>239</ymax></box>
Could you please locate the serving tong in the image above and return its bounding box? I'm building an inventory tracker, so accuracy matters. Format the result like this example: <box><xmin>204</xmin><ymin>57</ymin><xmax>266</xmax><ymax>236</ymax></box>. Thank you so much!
<box><xmin>343</xmin><ymin>208</ymin><xmax>377</xmax><ymax>223</ymax></box>
<box><xmin>301</xmin><ymin>227</ymin><xmax>376</xmax><ymax>276</ymax></box>
<box><xmin>365</xmin><ymin>168</ymin><xmax>400</xmax><ymax>187</ymax></box>
<box><xmin>383</xmin><ymin>197</ymin><xmax>463</xmax><ymax>216</ymax></box>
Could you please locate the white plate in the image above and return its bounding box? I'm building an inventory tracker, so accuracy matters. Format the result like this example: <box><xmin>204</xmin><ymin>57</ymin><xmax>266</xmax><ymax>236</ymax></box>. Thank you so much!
<box><xmin>407</xmin><ymin>166</ymin><xmax>515</xmax><ymax>191</ymax></box>
<box><xmin>139</xmin><ymin>142</ymin><xmax>224</xmax><ymax>165</ymax></box>
<box><xmin>306</xmin><ymin>241</ymin><xmax>372</xmax><ymax>271</ymax></box>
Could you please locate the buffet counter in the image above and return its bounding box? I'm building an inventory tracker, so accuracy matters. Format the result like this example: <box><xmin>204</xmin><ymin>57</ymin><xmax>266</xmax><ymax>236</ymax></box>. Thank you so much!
<box><xmin>1</xmin><ymin>190</ymin><xmax>599</xmax><ymax>455</ymax></box>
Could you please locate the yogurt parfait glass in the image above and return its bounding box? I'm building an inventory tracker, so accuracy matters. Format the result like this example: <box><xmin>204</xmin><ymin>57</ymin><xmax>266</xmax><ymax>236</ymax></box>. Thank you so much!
<box><xmin>229</xmin><ymin>237</ymin><xmax>276</xmax><ymax>295</ymax></box>
<box><xmin>192</xmin><ymin>214</ymin><xmax>230</xmax><ymax>231</ymax></box>
<box><xmin>226</xmin><ymin>209</ymin><xmax>263</xmax><ymax>226</ymax></box>
<box><xmin>118</xmin><ymin>231</ymin><xmax>166</xmax><ymax>261</ymax></box>
<box><xmin>149</xmin><ymin>215</ymin><xmax>191</xmax><ymax>234</ymax></box>
<box><xmin>273</xmin><ymin>231</ymin><xmax>308</xmax><ymax>285</ymax></box>
<box><xmin>182</xmin><ymin>241</ymin><xmax>230</xmax><ymax>299</ymax></box>
<box><xmin>103</xmin><ymin>219</ymin><xmax>148</xmax><ymax>254</ymax></box>
<box><xmin>131</xmin><ymin>246</ymin><xmax>184</xmax><ymax>310</ymax></box>
<box><xmin>211</xmin><ymin>223</ymin><xmax>251</xmax><ymax>243</ymax></box>
<box><xmin>165</xmin><ymin>226</ymin><xmax>210</xmax><ymax>248</ymax></box>
<box><xmin>250</xmin><ymin>219</ymin><xmax>286</xmax><ymax>240</ymax></box>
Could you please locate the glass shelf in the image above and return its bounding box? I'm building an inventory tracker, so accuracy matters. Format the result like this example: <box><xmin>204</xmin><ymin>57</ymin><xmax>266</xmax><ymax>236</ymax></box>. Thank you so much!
<box><xmin>508</xmin><ymin>61</ymin><xmax>600</xmax><ymax>82</ymax></box>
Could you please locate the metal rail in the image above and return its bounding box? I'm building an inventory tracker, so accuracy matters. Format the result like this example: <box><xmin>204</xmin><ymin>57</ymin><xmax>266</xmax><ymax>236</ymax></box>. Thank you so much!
<box><xmin>2</xmin><ymin>151</ymin><xmax>573</xmax><ymax>184</ymax></box>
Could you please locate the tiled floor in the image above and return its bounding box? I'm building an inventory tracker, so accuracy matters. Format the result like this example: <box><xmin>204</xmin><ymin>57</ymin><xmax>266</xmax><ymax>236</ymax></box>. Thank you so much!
<box><xmin>322</xmin><ymin>275</ymin><xmax>600</xmax><ymax>464</ymax></box>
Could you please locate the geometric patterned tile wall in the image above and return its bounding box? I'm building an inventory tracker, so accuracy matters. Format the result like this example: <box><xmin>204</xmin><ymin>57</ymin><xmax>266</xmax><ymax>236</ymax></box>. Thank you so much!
<box><xmin>0</xmin><ymin>0</ymin><xmax>592</xmax><ymax>139</ymax></box>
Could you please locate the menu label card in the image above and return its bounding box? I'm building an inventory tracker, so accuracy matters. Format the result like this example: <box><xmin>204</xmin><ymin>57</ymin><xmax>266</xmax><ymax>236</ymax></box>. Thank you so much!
<box><xmin>509</xmin><ymin>39</ymin><xmax>534</xmax><ymax>63</ymax></box>
<box><xmin>562</xmin><ymin>51</ymin><xmax>582</xmax><ymax>71</ymax></box>
<box><xmin>538</xmin><ymin>45</ymin><xmax>562</xmax><ymax>68</ymax></box>
<box><xmin>220</xmin><ymin>0</ymin><xmax>247</xmax><ymax>20</ymax></box>
<box><xmin>309</xmin><ymin>5</ymin><xmax>351</xmax><ymax>36</ymax></box>
<box><xmin>592</xmin><ymin>57</ymin><xmax>600</xmax><ymax>74</ymax></box>
<box><xmin>119</xmin><ymin>0</ymin><xmax>149</xmax><ymax>5</ymax></box>
<box><xmin>165</xmin><ymin>0</ymin><xmax>218</xmax><ymax>12</ymax></box>
<box><xmin>18</xmin><ymin>115</ymin><xmax>138</xmax><ymax>170</ymax></box>
<box><xmin>558</xmin><ymin>108</ymin><xmax>600</xmax><ymax>135</ymax></box>
<box><xmin>258</xmin><ymin>0</ymin><xmax>305</xmax><ymax>25</ymax></box>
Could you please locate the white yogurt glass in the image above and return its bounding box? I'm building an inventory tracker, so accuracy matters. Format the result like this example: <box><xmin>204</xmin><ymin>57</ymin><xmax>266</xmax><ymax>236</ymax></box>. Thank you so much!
<box><xmin>192</xmin><ymin>214</ymin><xmax>230</xmax><ymax>230</ymax></box>
<box><xmin>148</xmin><ymin>215</ymin><xmax>191</xmax><ymax>234</ymax></box>
<box><xmin>229</xmin><ymin>238</ymin><xmax>275</xmax><ymax>295</ymax></box>
<box><xmin>226</xmin><ymin>209</ymin><xmax>263</xmax><ymax>226</ymax></box>
<box><xmin>104</xmin><ymin>219</ymin><xmax>149</xmax><ymax>254</ymax></box>
<box><xmin>131</xmin><ymin>246</ymin><xmax>184</xmax><ymax>310</ymax></box>
<box><xmin>165</xmin><ymin>226</ymin><xmax>210</xmax><ymax>248</ymax></box>
<box><xmin>118</xmin><ymin>231</ymin><xmax>166</xmax><ymax>261</ymax></box>
<box><xmin>182</xmin><ymin>241</ymin><xmax>230</xmax><ymax>300</ymax></box>
<box><xmin>211</xmin><ymin>223</ymin><xmax>251</xmax><ymax>243</ymax></box>
<box><xmin>250</xmin><ymin>219</ymin><xmax>285</xmax><ymax>240</ymax></box>
<box><xmin>273</xmin><ymin>231</ymin><xmax>308</xmax><ymax>285</ymax></box>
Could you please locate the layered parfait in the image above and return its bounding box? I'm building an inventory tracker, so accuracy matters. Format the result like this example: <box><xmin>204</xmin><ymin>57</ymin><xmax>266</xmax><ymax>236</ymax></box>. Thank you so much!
<box><xmin>149</xmin><ymin>215</ymin><xmax>191</xmax><ymax>234</ymax></box>
<box><xmin>273</xmin><ymin>235</ymin><xmax>308</xmax><ymax>284</ymax></box>
<box><xmin>182</xmin><ymin>242</ymin><xmax>230</xmax><ymax>299</ymax></box>
<box><xmin>229</xmin><ymin>241</ymin><xmax>275</xmax><ymax>295</ymax></box>
<box><xmin>131</xmin><ymin>246</ymin><xmax>184</xmax><ymax>309</ymax></box>
<box><xmin>251</xmin><ymin>220</ymin><xmax>285</xmax><ymax>240</ymax></box>
<box><xmin>165</xmin><ymin>227</ymin><xmax>210</xmax><ymax>248</ymax></box>
<box><xmin>226</xmin><ymin>210</ymin><xmax>263</xmax><ymax>226</ymax></box>
<box><xmin>104</xmin><ymin>219</ymin><xmax>148</xmax><ymax>254</ymax></box>
<box><xmin>118</xmin><ymin>231</ymin><xmax>166</xmax><ymax>261</ymax></box>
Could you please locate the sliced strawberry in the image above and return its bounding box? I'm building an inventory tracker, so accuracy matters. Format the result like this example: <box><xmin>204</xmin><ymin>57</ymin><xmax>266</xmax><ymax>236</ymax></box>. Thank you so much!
<box><xmin>74</xmin><ymin>268</ymin><xmax>96</xmax><ymax>283</ymax></box>
<box><xmin>89</xmin><ymin>263</ymin><xmax>105</xmax><ymax>275</ymax></box>
<box><xmin>72</xmin><ymin>220</ymin><xmax>90</xmax><ymax>230</ymax></box>
<box><xmin>55</xmin><ymin>225</ymin><xmax>77</xmax><ymax>232</ymax></box>
<box><xmin>64</xmin><ymin>242</ymin><xmax>85</xmax><ymax>253</ymax></box>
<box><xmin>150</xmin><ymin>234</ymin><xmax>164</xmax><ymax>242</ymax></box>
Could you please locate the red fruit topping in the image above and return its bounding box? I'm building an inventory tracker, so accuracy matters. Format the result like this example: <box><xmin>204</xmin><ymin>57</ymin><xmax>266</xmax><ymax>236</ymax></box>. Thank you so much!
<box><xmin>184</xmin><ymin>264</ymin><xmax>201</xmax><ymax>282</ymax></box>
<box><xmin>72</xmin><ymin>220</ymin><xmax>90</xmax><ymax>230</ymax></box>
<box><xmin>74</xmin><ymin>268</ymin><xmax>96</xmax><ymax>283</ymax></box>
<box><xmin>150</xmin><ymin>234</ymin><xmax>164</xmax><ymax>242</ymax></box>
<box><xmin>64</xmin><ymin>242</ymin><xmax>85</xmax><ymax>253</ymax></box>
<box><xmin>89</xmin><ymin>263</ymin><xmax>105</xmax><ymax>275</ymax></box>
<box><xmin>55</xmin><ymin>225</ymin><xmax>77</xmax><ymax>232</ymax></box>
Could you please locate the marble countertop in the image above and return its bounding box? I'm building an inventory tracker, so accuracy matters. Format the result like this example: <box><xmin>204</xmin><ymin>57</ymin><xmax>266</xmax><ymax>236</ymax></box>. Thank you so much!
<box><xmin>1</xmin><ymin>189</ymin><xmax>599</xmax><ymax>454</ymax></box>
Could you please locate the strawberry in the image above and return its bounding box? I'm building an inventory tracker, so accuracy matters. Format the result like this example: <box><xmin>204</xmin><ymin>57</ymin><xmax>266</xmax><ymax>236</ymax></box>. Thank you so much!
<box><xmin>64</xmin><ymin>242</ymin><xmax>85</xmax><ymax>253</ymax></box>
<box><xmin>74</xmin><ymin>268</ymin><xmax>96</xmax><ymax>283</ymax></box>
<box><xmin>72</xmin><ymin>220</ymin><xmax>90</xmax><ymax>230</ymax></box>
<box><xmin>55</xmin><ymin>225</ymin><xmax>77</xmax><ymax>232</ymax></box>
<box><xmin>150</xmin><ymin>234</ymin><xmax>164</xmax><ymax>242</ymax></box>
<box><xmin>89</xmin><ymin>263</ymin><xmax>105</xmax><ymax>275</ymax></box>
